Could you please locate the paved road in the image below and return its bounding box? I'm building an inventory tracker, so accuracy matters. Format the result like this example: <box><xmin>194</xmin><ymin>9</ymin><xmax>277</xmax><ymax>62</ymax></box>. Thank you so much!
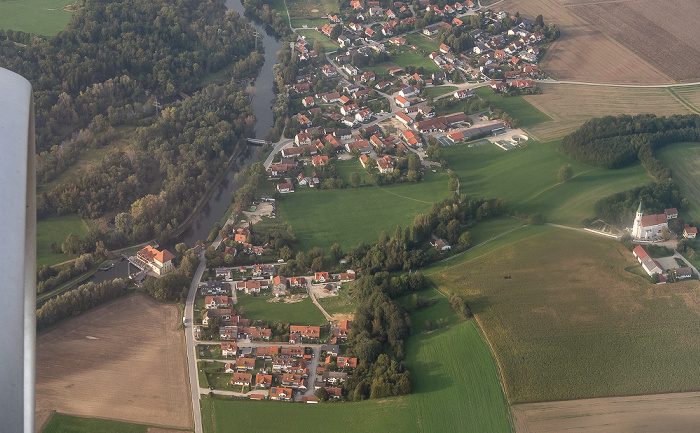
<box><xmin>185</xmin><ymin>251</ymin><xmax>207</xmax><ymax>433</ymax></box>
<box><xmin>674</xmin><ymin>251</ymin><xmax>700</xmax><ymax>277</ymax></box>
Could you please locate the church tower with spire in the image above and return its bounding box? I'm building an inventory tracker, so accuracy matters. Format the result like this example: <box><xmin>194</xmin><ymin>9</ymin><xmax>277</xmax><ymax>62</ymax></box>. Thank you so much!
<box><xmin>632</xmin><ymin>201</ymin><xmax>643</xmax><ymax>239</ymax></box>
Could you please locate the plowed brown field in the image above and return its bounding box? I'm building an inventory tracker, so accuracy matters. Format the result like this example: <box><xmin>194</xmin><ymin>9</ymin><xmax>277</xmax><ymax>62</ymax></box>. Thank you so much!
<box><xmin>497</xmin><ymin>0</ymin><xmax>695</xmax><ymax>84</ymax></box>
<box><xmin>513</xmin><ymin>392</ymin><xmax>700</xmax><ymax>433</ymax></box>
<box><xmin>35</xmin><ymin>294</ymin><xmax>192</xmax><ymax>431</ymax></box>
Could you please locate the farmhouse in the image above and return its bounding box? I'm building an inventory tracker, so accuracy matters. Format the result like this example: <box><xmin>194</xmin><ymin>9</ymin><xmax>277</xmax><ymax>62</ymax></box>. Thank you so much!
<box><xmin>684</xmin><ymin>225</ymin><xmax>697</xmax><ymax>239</ymax></box>
<box><xmin>632</xmin><ymin>202</ymin><xmax>668</xmax><ymax>240</ymax></box>
<box><xmin>632</xmin><ymin>245</ymin><xmax>664</xmax><ymax>276</ymax></box>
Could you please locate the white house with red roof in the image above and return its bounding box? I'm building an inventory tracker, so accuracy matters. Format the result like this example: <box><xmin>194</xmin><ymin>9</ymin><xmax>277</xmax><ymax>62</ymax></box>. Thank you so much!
<box><xmin>632</xmin><ymin>245</ymin><xmax>664</xmax><ymax>277</ymax></box>
<box><xmin>136</xmin><ymin>246</ymin><xmax>175</xmax><ymax>275</ymax></box>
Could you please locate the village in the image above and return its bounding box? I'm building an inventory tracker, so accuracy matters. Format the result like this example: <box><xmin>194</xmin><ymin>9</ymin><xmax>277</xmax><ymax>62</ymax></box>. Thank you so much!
<box><xmin>266</xmin><ymin>3</ymin><xmax>552</xmax><ymax>193</ymax></box>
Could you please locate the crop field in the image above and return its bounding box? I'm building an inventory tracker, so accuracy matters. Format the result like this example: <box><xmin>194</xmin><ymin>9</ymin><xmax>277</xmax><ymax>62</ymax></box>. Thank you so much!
<box><xmin>37</xmin><ymin>214</ymin><xmax>89</xmax><ymax>266</ymax></box>
<box><xmin>512</xmin><ymin>392</ymin><xmax>700</xmax><ymax>433</ymax></box>
<box><xmin>430</xmin><ymin>229</ymin><xmax>700</xmax><ymax>403</ymax></box>
<box><xmin>286</xmin><ymin>0</ymin><xmax>337</xmax><ymax>27</ymax></box>
<box><xmin>656</xmin><ymin>142</ymin><xmax>700</xmax><ymax>222</ymax></box>
<box><xmin>235</xmin><ymin>292</ymin><xmax>326</xmax><ymax>325</ymax></box>
<box><xmin>474</xmin><ymin>87</ymin><xmax>551</xmax><ymax>129</ymax></box>
<box><xmin>295</xmin><ymin>29</ymin><xmax>338</xmax><ymax>51</ymax></box>
<box><xmin>569</xmin><ymin>0</ymin><xmax>700</xmax><ymax>83</ymax></box>
<box><xmin>42</xmin><ymin>414</ymin><xmax>191</xmax><ymax>433</ymax></box>
<box><xmin>522</xmin><ymin>83</ymin><xmax>695</xmax><ymax>141</ymax></box>
<box><xmin>668</xmin><ymin>85</ymin><xmax>700</xmax><ymax>114</ymax></box>
<box><xmin>276</xmin><ymin>169</ymin><xmax>451</xmax><ymax>252</ymax></box>
<box><xmin>498</xmin><ymin>0</ymin><xmax>672</xmax><ymax>84</ymax></box>
<box><xmin>201</xmin><ymin>320</ymin><xmax>512</xmax><ymax>433</ymax></box>
<box><xmin>404</xmin><ymin>33</ymin><xmax>440</xmax><ymax>53</ymax></box>
<box><xmin>35</xmin><ymin>294</ymin><xmax>192</xmax><ymax>430</ymax></box>
<box><xmin>0</xmin><ymin>0</ymin><xmax>73</xmax><ymax>36</ymax></box>
<box><xmin>442</xmin><ymin>139</ymin><xmax>652</xmax><ymax>226</ymax></box>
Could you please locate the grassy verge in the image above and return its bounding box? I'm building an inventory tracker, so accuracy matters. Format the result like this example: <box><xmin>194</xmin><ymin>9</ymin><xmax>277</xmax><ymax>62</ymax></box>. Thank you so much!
<box><xmin>425</xmin><ymin>85</ymin><xmax>457</xmax><ymax>99</ymax></box>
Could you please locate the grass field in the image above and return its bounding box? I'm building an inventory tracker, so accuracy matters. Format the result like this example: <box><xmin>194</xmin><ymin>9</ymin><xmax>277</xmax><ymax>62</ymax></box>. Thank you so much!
<box><xmin>295</xmin><ymin>29</ymin><xmax>338</xmax><ymax>51</ymax></box>
<box><xmin>36</xmin><ymin>214</ymin><xmax>89</xmax><ymax>267</ymax></box>
<box><xmin>657</xmin><ymin>142</ymin><xmax>700</xmax><ymax>222</ymax></box>
<box><xmin>0</xmin><ymin>0</ymin><xmax>73</xmax><ymax>36</ymax></box>
<box><xmin>474</xmin><ymin>86</ymin><xmax>551</xmax><ymax>129</ymax></box>
<box><xmin>392</xmin><ymin>48</ymin><xmax>440</xmax><ymax>73</ymax></box>
<box><xmin>442</xmin><ymin>139</ymin><xmax>652</xmax><ymax>226</ymax></box>
<box><xmin>425</xmin><ymin>85</ymin><xmax>457</xmax><ymax>99</ymax></box>
<box><xmin>334</xmin><ymin>158</ymin><xmax>373</xmax><ymax>185</ymax></box>
<box><xmin>42</xmin><ymin>414</ymin><xmax>191</xmax><ymax>433</ymax></box>
<box><xmin>286</xmin><ymin>0</ymin><xmax>336</xmax><ymax>27</ymax></box>
<box><xmin>235</xmin><ymin>292</ymin><xmax>326</xmax><ymax>325</ymax></box>
<box><xmin>404</xmin><ymin>33</ymin><xmax>440</xmax><ymax>53</ymax></box>
<box><xmin>277</xmin><ymin>168</ymin><xmax>451</xmax><ymax>252</ymax></box>
<box><xmin>522</xmin><ymin>83</ymin><xmax>696</xmax><ymax>141</ymax></box>
<box><xmin>201</xmin><ymin>320</ymin><xmax>512</xmax><ymax>432</ymax></box>
<box><xmin>316</xmin><ymin>288</ymin><xmax>356</xmax><ymax>316</ymax></box>
<box><xmin>430</xmin><ymin>229</ymin><xmax>700</xmax><ymax>403</ymax></box>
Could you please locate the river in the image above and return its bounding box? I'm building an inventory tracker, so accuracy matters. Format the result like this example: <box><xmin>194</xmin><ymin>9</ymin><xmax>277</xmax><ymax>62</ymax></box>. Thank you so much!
<box><xmin>70</xmin><ymin>1</ymin><xmax>283</xmax><ymax>289</ymax></box>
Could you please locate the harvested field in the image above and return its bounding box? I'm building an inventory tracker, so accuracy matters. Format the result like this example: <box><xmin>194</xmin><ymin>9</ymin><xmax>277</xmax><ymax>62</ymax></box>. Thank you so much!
<box><xmin>36</xmin><ymin>294</ymin><xmax>192</xmax><ymax>431</ymax></box>
<box><xmin>570</xmin><ymin>0</ymin><xmax>700</xmax><ymax>83</ymax></box>
<box><xmin>523</xmin><ymin>83</ymin><xmax>695</xmax><ymax>141</ymax></box>
<box><xmin>513</xmin><ymin>392</ymin><xmax>700</xmax><ymax>433</ymax></box>
<box><xmin>497</xmin><ymin>0</ymin><xmax>673</xmax><ymax>84</ymax></box>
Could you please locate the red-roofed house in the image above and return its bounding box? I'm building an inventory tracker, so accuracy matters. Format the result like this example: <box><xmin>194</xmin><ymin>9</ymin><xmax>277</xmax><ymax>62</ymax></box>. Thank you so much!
<box><xmin>232</xmin><ymin>372</ymin><xmax>252</xmax><ymax>386</ymax></box>
<box><xmin>395</xmin><ymin>95</ymin><xmax>410</xmax><ymax>108</ymax></box>
<box><xmin>289</xmin><ymin>325</ymin><xmax>321</xmax><ymax>340</ymax></box>
<box><xmin>256</xmin><ymin>374</ymin><xmax>273</xmax><ymax>388</ymax></box>
<box><xmin>270</xmin><ymin>387</ymin><xmax>293</xmax><ymax>401</ymax></box>
<box><xmin>136</xmin><ymin>246</ymin><xmax>175</xmax><ymax>275</ymax></box>
<box><xmin>315</xmin><ymin>271</ymin><xmax>330</xmax><ymax>282</ymax></box>
<box><xmin>684</xmin><ymin>226</ymin><xmax>697</xmax><ymax>239</ymax></box>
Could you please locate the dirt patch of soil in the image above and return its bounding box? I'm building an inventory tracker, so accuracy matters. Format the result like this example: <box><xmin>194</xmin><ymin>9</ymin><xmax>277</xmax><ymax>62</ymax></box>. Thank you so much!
<box><xmin>329</xmin><ymin>312</ymin><xmax>355</xmax><ymax>323</ymax></box>
<box><xmin>35</xmin><ymin>294</ymin><xmax>192</xmax><ymax>430</ymax></box>
<box><xmin>513</xmin><ymin>392</ymin><xmax>700</xmax><ymax>433</ymax></box>
<box><xmin>268</xmin><ymin>293</ymin><xmax>308</xmax><ymax>303</ymax></box>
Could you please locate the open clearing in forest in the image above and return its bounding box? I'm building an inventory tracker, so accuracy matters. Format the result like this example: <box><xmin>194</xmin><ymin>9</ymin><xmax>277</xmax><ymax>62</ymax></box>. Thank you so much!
<box><xmin>35</xmin><ymin>294</ymin><xmax>192</xmax><ymax>431</ymax></box>
<box><xmin>656</xmin><ymin>142</ymin><xmax>700</xmax><ymax>222</ymax></box>
<box><xmin>429</xmin><ymin>229</ymin><xmax>700</xmax><ymax>403</ymax></box>
<box><xmin>512</xmin><ymin>392</ymin><xmax>700</xmax><ymax>433</ymax></box>
<box><xmin>36</xmin><ymin>214</ymin><xmax>89</xmax><ymax>266</ymax></box>
<box><xmin>496</xmin><ymin>0</ymin><xmax>673</xmax><ymax>84</ymax></box>
<box><xmin>0</xmin><ymin>0</ymin><xmax>73</xmax><ymax>36</ymax></box>
<box><xmin>523</xmin><ymin>83</ymin><xmax>697</xmax><ymax>141</ymax></box>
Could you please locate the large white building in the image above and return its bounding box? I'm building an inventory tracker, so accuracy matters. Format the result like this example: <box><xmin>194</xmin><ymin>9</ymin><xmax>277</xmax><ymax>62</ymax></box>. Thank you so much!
<box><xmin>632</xmin><ymin>202</ymin><xmax>668</xmax><ymax>240</ymax></box>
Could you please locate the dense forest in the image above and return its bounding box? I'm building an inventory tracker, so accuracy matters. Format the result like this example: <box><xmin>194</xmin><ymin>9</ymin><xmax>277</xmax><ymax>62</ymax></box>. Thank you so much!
<box><xmin>0</xmin><ymin>0</ymin><xmax>256</xmax><ymax>153</ymax></box>
<box><xmin>560</xmin><ymin>114</ymin><xmax>700</xmax><ymax>180</ymax></box>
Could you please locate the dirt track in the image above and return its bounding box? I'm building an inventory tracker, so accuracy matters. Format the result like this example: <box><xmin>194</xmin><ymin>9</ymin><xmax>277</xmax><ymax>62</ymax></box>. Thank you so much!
<box><xmin>35</xmin><ymin>294</ymin><xmax>192</xmax><ymax>430</ymax></box>
<box><xmin>513</xmin><ymin>392</ymin><xmax>700</xmax><ymax>433</ymax></box>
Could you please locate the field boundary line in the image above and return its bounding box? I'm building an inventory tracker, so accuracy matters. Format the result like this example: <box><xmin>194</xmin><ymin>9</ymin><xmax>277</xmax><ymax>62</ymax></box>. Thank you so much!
<box><xmin>440</xmin><ymin>224</ymin><xmax>524</xmax><ymax>263</ymax></box>
<box><xmin>542</xmin><ymin>79</ymin><xmax>700</xmax><ymax>89</ymax></box>
<box><xmin>666</xmin><ymin>88</ymin><xmax>700</xmax><ymax>114</ymax></box>
<box><xmin>375</xmin><ymin>184</ymin><xmax>435</xmax><ymax>204</ymax></box>
<box><xmin>472</xmin><ymin>315</ymin><xmax>516</xmax><ymax>432</ymax></box>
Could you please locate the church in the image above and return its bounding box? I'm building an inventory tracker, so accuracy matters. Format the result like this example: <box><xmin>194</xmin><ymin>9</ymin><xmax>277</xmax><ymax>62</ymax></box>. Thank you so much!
<box><xmin>631</xmin><ymin>202</ymin><xmax>669</xmax><ymax>240</ymax></box>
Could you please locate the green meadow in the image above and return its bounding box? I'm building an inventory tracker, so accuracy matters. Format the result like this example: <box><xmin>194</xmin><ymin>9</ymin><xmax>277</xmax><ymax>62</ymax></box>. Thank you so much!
<box><xmin>443</xmin><ymin>140</ymin><xmax>652</xmax><ymax>226</ymax></box>
<box><xmin>276</xmin><ymin>168</ymin><xmax>451</xmax><ymax>252</ymax></box>
<box><xmin>235</xmin><ymin>292</ymin><xmax>326</xmax><ymax>325</ymax></box>
<box><xmin>0</xmin><ymin>0</ymin><xmax>73</xmax><ymax>36</ymax></box>
<box><xmin>474</xmin><ymin>86</ymin><xmax>552</xmax><ymax>128</ymax></box>
<box><xmin>295</xmin><ymin>29</ymin><xmax>338</xmax><ymax>51</ymax></box>
<box><xmin>405</xmin><ymin>32</ymin><xmax>440</xmax><ymax>53</ymax></box>
<box><xmin>392</xmin><ymin>48</ymin><xmax>440</xmax><ymax>73</ymax></box>
<box><xmin>430</xmin><ymin>229</ymin><xmax>700</xmax><ymax>403</ymax></box>
<box><xmin>656</xmin><ymin>142</ymin><xmax>700</xmax><ymax>221</ymax></box>
<box><xmin>424</xmin><ymin>85</ymin><xmax>457</xmax><ymax>99</ymax></box>
<box><xmin>316</xmin><ymin>288</ymin><xmax>357</xmax><ymax>316</ymax></box>
<box><xmin>36</xmin><ymin>214</ymin><xmax>89</xmax><ymax>266</ymax></box>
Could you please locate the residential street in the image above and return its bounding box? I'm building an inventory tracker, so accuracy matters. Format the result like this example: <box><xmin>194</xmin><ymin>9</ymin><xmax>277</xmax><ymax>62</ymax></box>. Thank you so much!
<box><xmin>185</xmin><ymin>251</ymin><xmax>207</xmax><ymax>433</ymax></box>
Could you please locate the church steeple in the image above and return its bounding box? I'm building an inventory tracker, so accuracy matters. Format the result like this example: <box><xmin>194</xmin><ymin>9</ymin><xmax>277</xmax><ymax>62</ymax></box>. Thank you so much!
<box><xmin>636</xmin><ymin>201</ymin><xmax>643</xmax><ymax>215</ymax></box>
<box><xmin>632</xmin><ymin>201</ymin><xmax>643</xmax><ymax>239</ymax></box>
